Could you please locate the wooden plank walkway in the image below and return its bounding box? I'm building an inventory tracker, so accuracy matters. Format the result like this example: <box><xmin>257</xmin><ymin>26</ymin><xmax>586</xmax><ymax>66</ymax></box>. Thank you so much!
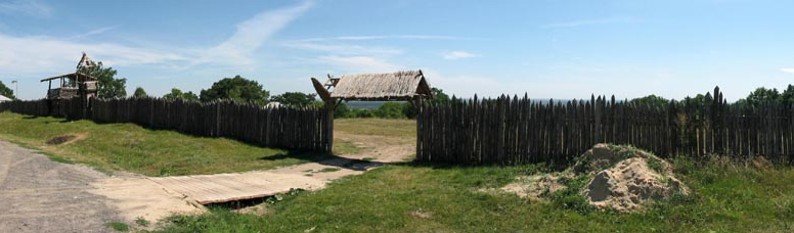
<box><xmin>149</xmin><ymin>172</ymin><xmax>326</xmax><ymax>204</ymax></box>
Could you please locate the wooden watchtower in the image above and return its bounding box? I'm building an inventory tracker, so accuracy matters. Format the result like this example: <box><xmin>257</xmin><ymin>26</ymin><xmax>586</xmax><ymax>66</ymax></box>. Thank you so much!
<box><xmin>40</xmin><ymin>53</ymin><xmax>99</xmax><ymax>116</ymax></box>
<box><xmin>40</xmin><ymin>53</ymin><xmax>98</xmax><ymax>100</ymax></box>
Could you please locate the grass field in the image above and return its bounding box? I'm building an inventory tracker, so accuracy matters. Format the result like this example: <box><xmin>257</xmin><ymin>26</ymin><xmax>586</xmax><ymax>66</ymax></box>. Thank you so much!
<box><xmin>334</xmin><ymin>118</ymin><xmax>416</xmax><ymax>139</ymax></box>
<box><xmin>3</xmin><ymin>112</ymin><xmax>793</xmax><ymax>232</ymax></box>
<box><xmin>155</xmin><ymin>157</ymin><xmax>794</xmax><ymax>232</ymax></box>
<box><xmin>0</xmin><ymin>112</ymin><xmax>342</xmax><ymax>176</ymax></box>
<box><xmin>153</xmin><ymin>118</ymin><xmax>794</xmax><ymax>233</ymax></box>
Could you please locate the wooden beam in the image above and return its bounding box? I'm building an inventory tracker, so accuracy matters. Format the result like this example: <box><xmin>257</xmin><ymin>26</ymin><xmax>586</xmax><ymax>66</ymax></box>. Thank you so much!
<box><xmin>311</xmin><ymin>77</ymin><xmax>332</xmax><ymax>102</ymax></box>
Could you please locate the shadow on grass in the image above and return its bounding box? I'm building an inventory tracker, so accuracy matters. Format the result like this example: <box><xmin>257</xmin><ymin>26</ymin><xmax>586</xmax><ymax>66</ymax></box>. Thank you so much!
<box><xmin>398</xmin><ymin>159</ymin><xmax>572</xmax><ymax>172</ymax></box>
<box><xmin>261</xmin><ymin>148</ymin><xmax>574</xmax><ymax>173</ymax></box>
<box><xmin>259</xmin><ymin>151</ymin><xmax>386</xmax><ymax>172</ymax></box>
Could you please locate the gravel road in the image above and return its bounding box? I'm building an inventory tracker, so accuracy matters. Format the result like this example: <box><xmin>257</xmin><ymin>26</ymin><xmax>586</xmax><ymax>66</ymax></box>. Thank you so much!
<box><xmin>0</xmin><ymin>140</ymin><xmax>123</xmax><ymax>233</ymax></box>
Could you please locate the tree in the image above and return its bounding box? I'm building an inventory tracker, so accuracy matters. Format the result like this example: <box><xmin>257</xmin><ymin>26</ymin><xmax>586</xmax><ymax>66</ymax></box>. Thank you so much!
<box><xmin>163</xmin><ymin>88</ymin><xmax>199</xmax><ymax>101</ymax></box>
<box><xmin>429</xmin><ymin>88</ymin><xmax>450</xmax><ymax>105</ymax></box>
<box><xmin>133</xmin><ymin>87</ymin><xmax>148</xmax><ymax>97</ymax></box>
<box><xmin>0</xmin><ymin>81</ymin><xmax>14</xmax><ymax>99</ymax></box>
<box><xmin>333</xmin><ymin>101</ymin><xmax>350</xmax><ymax>118</ymax></box>
<box><xmin>374</xmin><ymin>102</ymin><xmax>406</xmax><ymax>119</ymax></box>
<box><xmin>78</xmin><ymin>60</ymin><xmax>127</xmax><ymax>98</ymax></box>
<box><xmin>200</xmin><ymin>75</ymin><xmax>269</xmax><ymax>105</ymax></box>
<box><xmin>745</xmin><ymin>87</ymin><xmax>780</xmax><ymax>107</ymax></box>
<box><xmin>402</xmin><ymin>102</ymin><xmax>417</xmax><ymax>118</ymax></box>
<box><xmin>629</xmin><ymin>95</ymin><xmax>670</xmax><ymax>109</ymax></box>
<box><xmin>780</xmin><ymin>85</ymin><xmax>794</xmax><ymax>106</ymax></box>
<box><xmin>270</xmin><ymin>92</ymin><xmax>316</xmax><ymax>107</ymax></box>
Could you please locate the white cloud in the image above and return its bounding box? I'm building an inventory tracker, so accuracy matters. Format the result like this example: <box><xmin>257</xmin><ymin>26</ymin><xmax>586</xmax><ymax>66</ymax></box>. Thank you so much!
<box><xmin>0</xmin><ymin>0</ymin><xmax>315</xmax><ymax>76</ymax></box>
<box><xmin>282</xmin><ymin>41</ymin><xmax>402</xmax><ymax>55</ymax></box>
<box><xmin>782</xmin><ymin>68</ymin><xmax>794</xmax><ymax>74</ymax></box>
<box><xmin>0</xmin><ymin>0</ymin><xmax>52</xmax><ymax>17</ymax></box>
<box><xmin>200</xmin><ymin>1</ymin><xmax>313</xmax><ymax>66</ymax></box>
<box><xmin>442</xmin><ymin>51</ymin><xmax>477</xmax><ymax>60</ymax></box>
<box><xmin>0</xmin><ymin>34</ymin><xmax>188</xmax><ymax>75</ymax></box>
<box><xmin>541</xmin><ymin>17</ymin><xmax>637</xmax><ymax>29</ymax></box>
<box><xmin>66</xmin><ymin>26</ymin><xmax>118</xmax><ymax>40</ymax></box>
<box><xmin>317</xmin><ymin>56</ymin><xmax>399</xmax><ymax>73</ymax></box>
<box><xmin>299</xmin><ymin>35</ymin><xmax>466</xmax><ymax>42</ymax></box>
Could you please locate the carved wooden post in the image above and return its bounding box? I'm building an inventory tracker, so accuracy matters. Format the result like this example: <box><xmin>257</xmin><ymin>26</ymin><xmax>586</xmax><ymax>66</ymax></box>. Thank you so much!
<box><xmin>312</xmin><ymin>77</ymin><xmax>335</xmax><ymax>153</ymax></box>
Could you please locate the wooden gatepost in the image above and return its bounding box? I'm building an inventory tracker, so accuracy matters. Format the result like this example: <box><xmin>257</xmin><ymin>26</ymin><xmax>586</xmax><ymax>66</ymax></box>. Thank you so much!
<box><xmin>311</xmin><ymin>70</ymin><xmax>433</xmax><ymax>155</ymax></box>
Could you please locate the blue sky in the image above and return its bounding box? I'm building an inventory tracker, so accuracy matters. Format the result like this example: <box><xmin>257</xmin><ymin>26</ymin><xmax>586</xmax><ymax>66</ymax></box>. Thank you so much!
<box><xmin>1</xmin><ymin>0</ymin><xmax>793</xmax><ymax>101</ymax></box>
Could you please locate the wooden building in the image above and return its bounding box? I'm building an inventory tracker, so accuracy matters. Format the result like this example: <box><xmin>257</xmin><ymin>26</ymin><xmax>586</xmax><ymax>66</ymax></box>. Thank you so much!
<box><xmin>40</xmin><ymin>53</ymin><xmax>98</xmax><ymax>100</ymax></box>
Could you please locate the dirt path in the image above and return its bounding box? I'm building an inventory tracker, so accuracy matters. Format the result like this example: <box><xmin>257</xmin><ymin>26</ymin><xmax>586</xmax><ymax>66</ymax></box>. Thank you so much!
<box><xmin>0</xmin><ymin>131</ymin><xmax>415</xmax><ymax>231</ymax></box>
<box><xmin>0</xmin><ymin>140</ymin><xmax>124</xmax><ymax>233</ymax></box>
<box><xmin>94</xmin><ymin>132</ymin><xmax>414</xmax><ymax>224</ymax></box>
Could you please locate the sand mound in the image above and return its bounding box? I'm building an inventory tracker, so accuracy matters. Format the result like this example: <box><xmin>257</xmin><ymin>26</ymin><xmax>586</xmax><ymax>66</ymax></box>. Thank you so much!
<box><xmin>504</xmin><ymin>143</ymin><xmax>688</xmax><ymax>212</ymax></box>
<box><xmin>501</xmin><ymin>174</ymin><xmax>568</xmax><ymax>199</ymax></box>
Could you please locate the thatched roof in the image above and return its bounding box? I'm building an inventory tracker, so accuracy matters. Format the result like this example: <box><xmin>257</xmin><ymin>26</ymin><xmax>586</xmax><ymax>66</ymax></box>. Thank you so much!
<box><xmin>324</xmin><ymin>70</ymin><xmax>432</xmax><ymax>101</ymax></box>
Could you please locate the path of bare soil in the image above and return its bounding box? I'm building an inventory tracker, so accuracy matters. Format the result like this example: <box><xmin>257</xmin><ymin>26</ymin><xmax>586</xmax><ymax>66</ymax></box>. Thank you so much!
<box><xmin>0</xmin><ymin>140</ymin><xmax>124</xmax><ymax>233</ymax></box>
<box><xmin>0</xmin><ymin>130</ymin><xmax>415</xmax><ymax>231</ymax></box>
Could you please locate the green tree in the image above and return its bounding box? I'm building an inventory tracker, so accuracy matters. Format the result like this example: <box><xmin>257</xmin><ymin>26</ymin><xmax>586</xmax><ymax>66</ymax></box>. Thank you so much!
<box><xmin>429</xmin><ymin>88</ymin><xmax>450</xmax><ymax>105</ymax></box>
<box><xmin>133</xmin><ymin>87</ymin><xmax>148</xmax><ymax>97</ymax></box>
<box><xmin>78</xmin><ymin>60</ymin><xmax>127</xmax><ymax>98</ymax></box>
<box><xmin>402</xmin><ymin>102</ymin><xmax>417</xmax><ymax>118</ymax></box>
<box><xmin>350</xmin><ymin>108</ymin><xmax>374</xmax><ymax>118</ymax></box>
<box><xmin>0</xmin><ymin>81</ymin><xmax>14</xmax><ymax>99</ymax></box>
<box><xmin>200</xmin><ymin>75</ymin><xmax>269</xmax><ymax>104</ymax></box>
<box><xmin>163</xmin><ymin>88</ymin><xmax>199</xmax><ymax>101</ymax></box>
<box><xmin>374</xmin><ymin>102</ymin><xmax>406</xmax><ymax>119</ymax></box>
<box><xmin>745</xmin><ymin>87</ymin><xmax>780</xmax><ymax>107</ymax></box>
<box><xmin>334</xmin><ymin>101</ymin><xmax>350</xmax><ymax>118</ymax></box>
<box><xmin>629</xmin><ymin>95</ymin><xmax>670</xmax><ymax>108</ymax></box>
<box><xmin>779</xmin><ymin>85</ymin><xmax>794</xmax><ymax>106</ymax></box>
<box><xmin>270</xmin><ymin>92</ymin><xmax>316</xmax><ymax>107</ymax></box>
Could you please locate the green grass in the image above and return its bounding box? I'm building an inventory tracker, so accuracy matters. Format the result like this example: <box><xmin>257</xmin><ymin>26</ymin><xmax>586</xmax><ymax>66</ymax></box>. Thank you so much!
<box><xmin>331</xmin><ymin>139</ymin><xmax>360</xmax><ymax>155</ymax></box>
<box><xmin>5</xmin><ymin>112</ymin><xmax>793</xmax><ymax>232</ymax></box>
<box><xmin>334</xmin><ymin>118</ymin><xmax>416</xmax><ymax>139</ymax></box>
<box><xmin>106</xmin><ymin>221</ymin><xmax>130</xmax><ymax>232</ymax></box>
<box><xmin>318</xmin><ymin>167</ymin><xmax>341</xmax><ymax>173</ymax></box>
<box><xmin>155</xmin><ymin>158</ymin><xmax>794</xmax><ymax>233</ymax></box>
<box><xmin>135</xmin><ymin>216</ymin><xmax>150</xmax><ymax>227</ymax></box>
<box><xmin>0</xmin><ymin>112</ymin><xmax>329</xmax><ymax>176</ymax></box>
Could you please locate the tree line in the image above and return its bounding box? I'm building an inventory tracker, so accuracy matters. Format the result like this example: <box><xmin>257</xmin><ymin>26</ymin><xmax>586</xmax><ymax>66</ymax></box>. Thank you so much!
<box><xmin>56</xmin><ymin>57</ymin><xmax>794</xmax><ymax>118</ymax></box>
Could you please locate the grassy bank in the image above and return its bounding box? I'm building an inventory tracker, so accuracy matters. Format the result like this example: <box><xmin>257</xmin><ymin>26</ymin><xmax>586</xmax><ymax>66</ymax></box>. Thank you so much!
<box><xmin>156</xmin><ymin>157</ymin><xmax>794</xmax><ymax>232</ymax></box>
<box><xmin>334</xmin><ymin>118</ymin><xmax>416</xmax><ymax>139</ymax></box>
<box><xmin>0</xmin><ymin>112</ymin><xmax>333</xmax><ymax>176</ymax></box>
<box><xmin>4</xmin><ymin>111</ymin><xmax>792</xmax><ymax>232</ymax></box>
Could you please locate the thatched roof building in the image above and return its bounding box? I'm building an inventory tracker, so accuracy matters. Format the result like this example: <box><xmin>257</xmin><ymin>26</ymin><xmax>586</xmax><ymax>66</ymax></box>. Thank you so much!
<box><xmin>312</xmin><ymin>70</ymin><xmax>432</xmax><ymax>102</ymax></box>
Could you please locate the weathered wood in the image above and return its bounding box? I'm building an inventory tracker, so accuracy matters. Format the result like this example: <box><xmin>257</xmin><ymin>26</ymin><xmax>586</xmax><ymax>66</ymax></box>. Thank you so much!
<box><xmin>1</xmin><ymin>97</ymin><xmax>331</xmax><ymax>153</ymax></box>
<box><xmin>413</xmin><ymin>88</ymin><xmax>794</xmax><ymax>166</ymax></box>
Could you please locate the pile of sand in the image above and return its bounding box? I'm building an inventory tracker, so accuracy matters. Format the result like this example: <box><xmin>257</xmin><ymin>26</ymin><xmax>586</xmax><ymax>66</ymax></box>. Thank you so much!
<box><xmin>504</xmin><ymin>143</ymin><xmax>688</xmax><ymax>212</ymax></box>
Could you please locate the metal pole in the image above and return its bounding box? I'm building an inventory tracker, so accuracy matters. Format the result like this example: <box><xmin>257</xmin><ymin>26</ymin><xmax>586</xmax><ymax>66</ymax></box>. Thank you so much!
<box><xmin>11</xmin><ymin>80</ymin><xmax>17</xmax><ymax>99</ymax></box>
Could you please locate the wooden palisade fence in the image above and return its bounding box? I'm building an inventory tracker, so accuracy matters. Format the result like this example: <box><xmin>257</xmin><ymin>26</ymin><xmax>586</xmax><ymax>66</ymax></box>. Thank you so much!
<box><xmin>0</xmin><ymin>97</ymin><xmax>331</xmax><ymax>152</ymax></box>
<box><xmin>417</xmin><ymin>87</ymin><xmax>794</xmax><ymax>165</ymax></box>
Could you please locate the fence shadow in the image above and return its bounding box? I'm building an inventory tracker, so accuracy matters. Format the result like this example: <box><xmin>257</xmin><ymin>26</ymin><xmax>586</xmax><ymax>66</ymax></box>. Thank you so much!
<box><xmin>396</xmin><ymin>159</ymin><xmax>571</xmax><ymax>172</ymax></box>
<box><xmin>260</xmin><ymin>150</ymin><xmax>387</xmax><ymax>172</ymax></box>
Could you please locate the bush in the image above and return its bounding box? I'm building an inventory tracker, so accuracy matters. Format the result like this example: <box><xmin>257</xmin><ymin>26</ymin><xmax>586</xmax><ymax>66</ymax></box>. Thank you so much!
<box><xmin>374</xmin><ymin>102</ymin><xmax>405</xmax><ymax>119</ymax></box>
